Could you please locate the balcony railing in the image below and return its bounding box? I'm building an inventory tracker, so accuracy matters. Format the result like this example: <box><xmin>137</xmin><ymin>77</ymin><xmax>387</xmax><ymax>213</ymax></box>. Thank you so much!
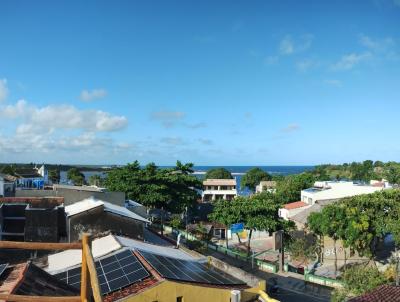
<box><xmin>0</xmin><ymin>234</ymin><xmax>102</xmax><ymax>302</ymax></box>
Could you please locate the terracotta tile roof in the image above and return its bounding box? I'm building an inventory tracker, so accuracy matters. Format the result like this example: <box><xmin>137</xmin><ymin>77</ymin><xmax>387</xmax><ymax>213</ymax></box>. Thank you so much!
<box><xmin>284</xmin><ymin>201</ymin><xmax>308</xmax><ymax>210</ymax></box>
<box><xmin>349</xmin><ymin>285</ymin><xmax>400</xmax><ymax>302</ymax></box>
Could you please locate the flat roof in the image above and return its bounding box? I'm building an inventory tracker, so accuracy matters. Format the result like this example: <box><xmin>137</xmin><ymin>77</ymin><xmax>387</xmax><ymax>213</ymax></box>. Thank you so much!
<box><xmin>203</xmin><ymin>179</ymin><xmax>236</xmax><ymax>186</ymax></box>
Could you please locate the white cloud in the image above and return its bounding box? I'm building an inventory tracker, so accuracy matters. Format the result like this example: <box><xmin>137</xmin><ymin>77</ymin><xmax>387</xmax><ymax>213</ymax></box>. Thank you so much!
<box><xmin>198</xmin><ymin>138</ymin><xmax>213</xmax><ymax>145</ymax></box>
<box><xmin>151</xmin><ymin>110</ymin><xmax>186</xmax><ymax>128</ymax></box>
<box><xmin>279</xmin><ymin>34</ymin><xmax>313</xmax><ymax>55</ymax></box>
<box><xmin>331</xmin><ymin>52</ymin><xmax>372</xmax><ymax>71</ymax></box>
<box><xmin>359</xmin><ymin>34</ymin><xmax>394</xmax><ymax>52</ymax></box>
<box><xmin>264</xmin><ymin>56</ymin><xmax>279</xmax><ymax>65</ymax></box>
<box><xmin>80</xmin><ymin>88</ymin><xmax>107</xmax><ymax>102</ymax></box>
<box><xmin>0</xmin><ymin>99</ymin><xmax>128</xmax><ymax>132</ymax></box>
<box><xmin>0</xmin><ymin>79</ymin><xmax>8</xmax><ymax>102</ymax></box>
<box><xmin>324</xmin><ymin>79</ymin><xmax>342</xmax><ymax>87</ymax></box>
<box><xmin>160</xmin><ymin>137</ymin><xmax>184</xmax><ymax>146</ymax></box>
<box><xmin>281</xmin><ymin>123</ymin><xmax>300</xmax><ymax>133</ymax></box>
<box><xmin>296</xmin><ymin>59</ymin><xmax>319</xmax><ymax>72</ymax></box>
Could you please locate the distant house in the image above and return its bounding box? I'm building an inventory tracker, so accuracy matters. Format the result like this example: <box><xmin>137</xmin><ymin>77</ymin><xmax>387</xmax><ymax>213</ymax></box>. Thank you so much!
<box><xmin>0</xmin><ymin>197</ymin><xmax>66</xmax><ymax>242</ymax></box>
<box><xmin>202</xmin><ymin>179</ymin><xmax>237</xmax><ymax>202</ymax></box>
<box><xmin>64</xmin><ymin>197</ymin><xmax>149</xmax><ymax>242</ymax></box>
<box><xmin>255</xmin><ymin>180</ymin><xmax>276</xmax><ymax>193</ymax></box>
<box><xmin>300</xmin><ymin>181</ymin><xmax>385</xmax><ymax>205</ymax></box>
<box><xmin>0</xmin><ymin>173</ymin><xmax>17</xmax><ymax>197</ymax></box>
<box><xmin>278</xmin><ymin>201</ymin><xmax>310</xmax><ymax>221</ymax></box>
<box><xmin>14</xmin><ymin>165</ymin><xmax>47</xmax><ymax>189</ymax></box>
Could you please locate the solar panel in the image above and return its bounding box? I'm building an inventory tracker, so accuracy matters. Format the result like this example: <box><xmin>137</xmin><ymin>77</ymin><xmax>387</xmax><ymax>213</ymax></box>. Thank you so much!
<box><xmin>54</xmin><ymin>249</ymin><xmax>149</xmax><ymax>295</ymax></box>
<box><xmin>0</xmin><ymin>263</ymin><xmax>8</xmax><ymax>277</ymax></box>
<box><xmin>138</xmin><ymin>250</ymin><xmax>245</xmax><ymax>286</ymax></box>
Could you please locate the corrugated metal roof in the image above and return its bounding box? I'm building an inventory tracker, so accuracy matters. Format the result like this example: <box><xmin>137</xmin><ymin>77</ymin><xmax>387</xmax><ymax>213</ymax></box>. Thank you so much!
<box><xmin>64</xmin><ymin>197</ymin><xmax>103</xmax><ymax>216</ymax></box>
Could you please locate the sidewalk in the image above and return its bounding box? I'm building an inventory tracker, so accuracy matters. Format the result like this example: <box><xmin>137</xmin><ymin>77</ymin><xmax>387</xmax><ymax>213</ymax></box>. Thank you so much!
<box><xmin>205</xmin><ymin>249</ymin><xmax>332</xmax><ymax>302</ymax></box>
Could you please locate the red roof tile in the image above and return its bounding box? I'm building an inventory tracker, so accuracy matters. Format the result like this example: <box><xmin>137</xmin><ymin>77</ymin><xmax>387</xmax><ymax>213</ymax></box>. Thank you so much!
<box><xmin>350</xmin><ymin>285</ymin><xmax>400</xmax><ymax>302</ymax></box>
<box><xmin>284</xmin><ymin>201</ymin><xmax>308</xmax><ymax>210</ymax></box>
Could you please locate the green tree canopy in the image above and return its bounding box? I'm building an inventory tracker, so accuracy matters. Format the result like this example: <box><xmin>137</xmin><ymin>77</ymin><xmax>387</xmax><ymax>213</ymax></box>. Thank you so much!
<box><xmin>209</xmin><ymin>192</ymin><xmax>293</xmax><ymax>253</ymax></box>
<box><xmin>1</xmin><ymin>165</ymin><xmax>16</xmax><ymax>176</ymax></box>
<box><xmin>67</xmin><ymin>168</ymin><xmax>85</xmax><ymax>186</ymax></box>
<box><xmin>240</xmin><ymin>167</ymin><xmax>272</xmax><ymax>190</ymax></box>
<box><xmin>104</xmin><ymin>161</ymin><xmax>201</xmax><ymax>213</ymax></box>
<box><xmin>48</xmin><ymin>169</ymin><xmax>60</xmax><ymax>184</ymax></box>
<box><xmin>204</xmin><ymin>168</ymin><xmax>233</xmax><ymax>180</ymax></box>
<box><xmin>275</xmin><ymin>173</ymin><xmax>315</xmax><ymax>203</ymax></box>
<box><xmin>89</xmin><ymin>174</ymin><xmax>103</xmax><ymax>186</ymax></box>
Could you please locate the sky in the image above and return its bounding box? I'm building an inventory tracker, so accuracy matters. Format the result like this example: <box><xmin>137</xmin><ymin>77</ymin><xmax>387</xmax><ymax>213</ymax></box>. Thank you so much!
<box><xmin>0</xmin><ymin>0</ymin><xmax>400</xmax><ymax>166</ymax></box>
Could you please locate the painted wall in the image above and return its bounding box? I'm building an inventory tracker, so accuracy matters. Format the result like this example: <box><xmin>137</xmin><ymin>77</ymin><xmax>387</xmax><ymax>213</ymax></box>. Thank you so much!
<box><xmin>122</xmin><ymin>280</ymin><xmax>259</xmax><ymax>302</ymax></box>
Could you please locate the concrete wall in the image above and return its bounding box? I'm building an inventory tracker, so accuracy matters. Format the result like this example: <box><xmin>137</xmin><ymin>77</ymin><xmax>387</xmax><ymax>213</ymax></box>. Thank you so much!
<box><xmin>125</xmin><ymin>279</ymin><xmax>259</xmax><ymax>302</ymax></box>
<box><xmin>68</xmin><ymin>208</ymin><xmax>144</xmax><ymax>242</ymax></box>
<box><xmin>322</xmin><ymin>237</ymin><xmax>367</xmax><ymax>267</ymax></box>
<box><xmin>16</xmin><ymin>189</ymin><xmax>125</xmax><ymax>206</ymax></box>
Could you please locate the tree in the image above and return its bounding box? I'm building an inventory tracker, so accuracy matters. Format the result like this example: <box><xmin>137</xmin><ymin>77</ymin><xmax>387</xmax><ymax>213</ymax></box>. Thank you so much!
<box><xmin>105</xmin><ymin>161</ymin><xmax>201</xmax><ymax>213</ymax></box>
<box><xmin>331</xmin><ymin>265</ymin><xmax>388</xmax><ymax>301</ymax></box>
<box><xmin>89</xmin><ymin>174</ymin><xmax>103</xmax><ymax>186</ymax></box>
<box><xmin>275</xmin><ymin>173</ymin><xmax>315</xmax><ymax>203</ymax></box>
<box><xmin>67</xmin><ymin>168</ymin><xmax>86</xmax><ymax>186</ymax></box>
<box><xmin>48</xmin><ymin>169</ymin><xmax>60</xmax><ymax>184</ymax></box>
<box><xmin>204</xmin><ymin>168</ymin><xmax>233</xmax><ymax>180</ymax></box>
<box><xmin>1</xmin><ymin>165</ymin><xmax>15</xmax><ymax>175</ymax></box>
<box><xmin>286</xmin><ymin>237</ymin><xmax>318</xmax><ymax>264</ymax></box>
<box><xmin>385</xmin><ymin>164</ymin><xmax>400</xmax><ymax>184</ymax></box>
<box><xmin>209</xmin><ymin>192</ymin><xmax>293</xmax><ymax>254</ymax></box>
<box><xmin>241</xmin><ymin>167</ymin><xmax>272</xmax><ymax>191</ymax></box>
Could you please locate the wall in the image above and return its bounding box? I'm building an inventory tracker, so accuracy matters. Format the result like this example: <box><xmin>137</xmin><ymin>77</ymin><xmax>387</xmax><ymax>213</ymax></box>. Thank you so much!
<box><xmin>124</xmin><ymin>280</ymin><xmax>259</xmax><ymax>302</ymax></box>
<box><xmin>24</xmin><ymin>207</ymin><xmax>60</xmax><ymax>242</ymax></box>
<box><xmin>322</xmin><ymin>236</ymin><xmax>367</xmax><ymax>267</ymax></box>
<box><xmin>16</xmin><ymin>189</ymin><xmax>125</xmax><ymax>206</ymax></box>
<box><xmin>68</xmin><ymin>208</ymin><xmax>144</xmax><ymax>242</ymax></box>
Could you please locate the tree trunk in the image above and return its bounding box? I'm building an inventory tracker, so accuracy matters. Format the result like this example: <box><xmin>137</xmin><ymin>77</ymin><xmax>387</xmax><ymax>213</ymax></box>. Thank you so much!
<box><xmin>344</xmin><ymin>248</ymin><xmax>347</xmax><ymax>271</ymax></box>
<box><xmin>226</xmin><ymin>235</ymin><xmax>229</xmax><ymax>249</ymax></box>
<box><xmin>236</xmin><ymin>233</ymin><xmax>242</xmax><ymax>244</ymax></box>
<box><xmin>334</xmin><ymin>238</ymin><xmax>337</xmax><ymax>277</ymax></box>
<box><xmin>247</xmin><ymin>229</ymin><xmax>253</xmax><ymax>257</ymax></box>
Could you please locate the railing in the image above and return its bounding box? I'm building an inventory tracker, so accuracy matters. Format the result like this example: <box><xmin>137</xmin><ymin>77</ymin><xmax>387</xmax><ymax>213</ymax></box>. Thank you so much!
<box><xmin>0</xmin><ymin>234</ymin><xmax>103</xmax><ymax>302</ymax></box>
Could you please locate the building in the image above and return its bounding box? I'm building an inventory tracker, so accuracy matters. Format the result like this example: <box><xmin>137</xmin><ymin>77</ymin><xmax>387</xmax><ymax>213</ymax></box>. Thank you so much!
<box><xmin>278</xmin><ymin>201</ymin><xmax>310</xmax><ymax>221</ymax></box>
<box><xmin>0</xmin><ymin>173</ymin><xmax>17</xmax><ymax>197</ymax></box>
<box><xmin>349</xmin><ymin>285</ymin><xmax>400</xmax><ymax>302</ymax></box>
<box><xmin>16</xmin><ymin>183</ymin><xmax>126</xmax><ymax>206</ymax></box>
<box><xmin>0</xmin><ymin>197</ymin><xmax>66</xmax><ymax>242</ymax></box>
<box><xmin>255</xmin><ymin>181</ymin><xmax>276</xmax><ymax>193</ymax></box>
<box><xmin>64</xmin><ymin>197</ymin><xmax>149</xmax><ymax>242</ymax></box>
<box><xmin>43</xmin><ymin>234</ymin><xmax>274</xmax><ymax>302</ymax></box>
<box><xmin>300</xmin><ymin>181</ymin><xmax>385</xmax><ymax>206</ymax></box>
<box><xmin>202</xmin><ymin>179</ymin><xmax>237</xmax><ymax>202</ymax></box>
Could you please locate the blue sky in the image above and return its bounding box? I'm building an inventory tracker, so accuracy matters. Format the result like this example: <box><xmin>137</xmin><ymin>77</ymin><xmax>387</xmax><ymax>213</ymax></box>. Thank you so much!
<box><xmin>0</xmin><ymin>0</ymin><xmax>399</xmax><ymax>165</ymax></box>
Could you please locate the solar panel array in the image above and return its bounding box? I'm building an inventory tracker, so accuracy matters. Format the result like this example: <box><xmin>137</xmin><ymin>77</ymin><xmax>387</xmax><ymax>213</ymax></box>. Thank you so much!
<box><xmin>138</xmin><ymin>250</ymin><xmax>245</xmax><ymax>286</ymax></box>
<box><xmin>0</xmin><ymin>263</ymin><xmax>8</xmax><ymax>277</ymax></box>
<box><xmin>54</xmin><ymin>250</ymin><xmax>149</xmax><ymax>295</ymax></box>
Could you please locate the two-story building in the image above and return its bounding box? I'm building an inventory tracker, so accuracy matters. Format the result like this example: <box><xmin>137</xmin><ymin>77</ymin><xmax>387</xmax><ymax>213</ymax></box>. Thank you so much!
<box><xmin>202</xmin><ymin>179</ymin><xmax>237</xmax><ymax>202</ymax></box>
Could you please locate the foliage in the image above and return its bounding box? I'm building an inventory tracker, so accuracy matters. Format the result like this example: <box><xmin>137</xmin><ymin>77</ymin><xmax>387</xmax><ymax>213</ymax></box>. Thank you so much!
<box><xmin>286</xmin><ymin>237</ymin><xmax>318</xmax><ymax>263</ymax></box>
<box><xmin>170</xmin><ymin>216</ymin><xmax>183</xmax><ymax>229</ymax></box>
<box><xmin>48</xmin><ymin>169</ymin><xmax>60</xmax><ymax>184</ymax></box>
<box><xmin>1</xmin><ymin>165</ymin><xmax>16</xmax><ymax>175</ymax></box>
<box><xmin>310</xmin><ymin>160</ymin><xmax>400</xmax><ymax>183</ymax></box>
<box><xmin>209</xmin><ymin>192</ymin><xmax>294</xmax><ymax>254</ymax></box>
<box><xmin>105</xmin><ymin>161</ymin><xmax>201</xmax><ymax>213</ymax></box>
<box><xmin>67</xmin><ymin>168</ymin><xmax>86</xmax><ymax>186</ymax></box>
<box><xmin>241</xmin><ymin>167</ymin><xmax>272</xmax><ymax>190</ymax></box>
<box><xmin>275</xmin><ymin>173</ymin><xmax>315</xmax><ymax>203</ymax></box>
<box><xmin>89</xmin><ymin>174</ymin><xmax>103</xmax><ymax>186</ymax></box>
<box><xmin>204</xmin><ymin>167</ymin><xmax>233</xmax><ymax>180</ymax></box>
<box><xmin>307</xmin><ymin>189</ymin><xmax>400</xmax><ymax>261</ymax></box>
<box><xmin>332</xmin><ymin>265</ymin><xmax>389</xmax><ymax>301</ymax></box>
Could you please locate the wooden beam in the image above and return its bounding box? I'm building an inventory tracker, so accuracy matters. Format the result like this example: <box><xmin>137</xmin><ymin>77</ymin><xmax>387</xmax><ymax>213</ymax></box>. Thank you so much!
<box><xmin>83</xmin><ymin>242</ymin><xmax>103</xmax><ymax>302</ymax></box>
<box><xmin>81</xmin><ymin>234</ymin><xmax>89</xmax><ymax>302</ymax></box>
<box><xmin>0</xmin><ymin>294</ymin><xmax>81</xmax><ymax>302</ymax></box>
<box><xmin>0</xmin><ymin>241</ymin><xmax>82</xmax><ymax>250</ymax></box>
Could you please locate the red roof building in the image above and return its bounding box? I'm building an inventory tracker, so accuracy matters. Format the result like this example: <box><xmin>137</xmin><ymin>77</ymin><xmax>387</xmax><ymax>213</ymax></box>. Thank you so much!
<box><xmin>349</xmin><ymin>285</ymin><xmax>400</xmax><ymax>302</ymax></box>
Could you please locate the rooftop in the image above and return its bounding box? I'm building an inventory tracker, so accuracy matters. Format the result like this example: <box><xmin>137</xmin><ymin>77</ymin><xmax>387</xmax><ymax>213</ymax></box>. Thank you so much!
<box><xmin>203</xmin><ymin>179</ymin><xmax>236</xmax><ymax>186</ymax></box>
<box><xmin>54</xmin><ymin>184</ymin><xmax>107</xmax><ymax>192</ymax></box>
<box><xmin>284</xmin><ymin>201</ymin><xmax>308</xmax><ymax>210</ymax></box>
<box><xmin>349</xmin><ymin>285</ymin><xmax>400</xmax><ymax>302</ymax></box>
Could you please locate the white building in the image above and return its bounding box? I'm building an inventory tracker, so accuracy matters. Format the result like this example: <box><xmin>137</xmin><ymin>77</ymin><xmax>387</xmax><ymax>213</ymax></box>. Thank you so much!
<box><xmin>278</xmin><ymin>201</ymin><xmax>311</xmax><ymax>220</ymax></box>
<box><xmin>255</xmin><ymin>181</ymin><xmax>276</xmax><ymax>193</ymax></box>
<box><xmin>300</xmin><ymin>180</ymin><xmax>386</xmax><ymax>206</ymax></box>
<box><xmin>202</xmin><ymin>179</ymin><xmax>237</xmax><ymax>202</ymax></box>
<box><xmin>0</xmin><ymin>174</ymin><xmax>16</xmax><ymax>197</ymax></box>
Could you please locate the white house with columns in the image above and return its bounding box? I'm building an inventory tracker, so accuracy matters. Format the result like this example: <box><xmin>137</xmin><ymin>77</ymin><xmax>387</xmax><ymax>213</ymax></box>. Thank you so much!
<box><xmin>202</xmin><ymin>179</ymin><xmax>237</xmax><ymax>202</ymax></box>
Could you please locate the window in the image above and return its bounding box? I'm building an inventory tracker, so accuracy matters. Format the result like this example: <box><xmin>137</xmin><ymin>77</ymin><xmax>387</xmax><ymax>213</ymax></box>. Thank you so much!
<box><xmin>177</xmin><ymin>297</ymin><xmax>184</xmax><ymax>302</ymax></box>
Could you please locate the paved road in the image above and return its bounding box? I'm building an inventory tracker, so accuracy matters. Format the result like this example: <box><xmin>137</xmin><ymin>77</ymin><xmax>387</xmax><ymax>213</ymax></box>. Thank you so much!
<box><xmin>269</xmin><ymin>288</ymin><xmax>330</xmax><ymax>302</ymax></box>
